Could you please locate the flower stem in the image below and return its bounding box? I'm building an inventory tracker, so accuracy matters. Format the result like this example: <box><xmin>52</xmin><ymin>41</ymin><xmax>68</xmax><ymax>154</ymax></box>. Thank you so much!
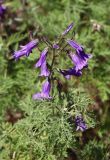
<box><xmin>50</xmin><ymin>49</ymin><xmax>56</xmax><ymax>95</ymax></box>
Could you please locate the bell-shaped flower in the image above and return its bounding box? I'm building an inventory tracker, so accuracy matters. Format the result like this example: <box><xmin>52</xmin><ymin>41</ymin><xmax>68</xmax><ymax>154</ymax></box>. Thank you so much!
<box><xmin>67</xmin><ymin>40</ymin><xmax>92</xmax><ymax>69</ymax></box>
<box><xmin>67</xmin><ymin>39</ymin><xmax>83</xmax><ymax>52</ymax></box>
<box><xmin>40</xmin><ymin>61</ymin><xmax>50</xmax><ymax>77</ymax></box>
<box><xmin>68</xmin><ymin>52</ymin><xmax>88</xmax><ymax>71</ymax></box>
<box><xmin>35</xmin><ymin>48</ymin><xmax>48</xmax><ymax>68</ymax></box>
<box><xmin>62</xmin><ymin>22</ymin><xmax>74</xmax><ymax>35</ymax></box>
<box><xmin>75</xmin><ymin>115</ymin><xmax>87</xmax><ymax>132</ymax></box>
<box><xmin>60</xmin><ymin>67</ymin><xmax>82</xmax><ymax>79</ymax></box>
<box><xmin>33</xmin><ymin>80</ymin><xmax>52</xmax><ymax>100</ymax></box>
<box><xmin>13</xmin><ymin>39</ymin><xmax>38</xmax><ymax>60</ymax></box>
<box><xmin>35</xmin><ymin>48</ymin><xmax>50</xmax><ymax>77</ymax></box>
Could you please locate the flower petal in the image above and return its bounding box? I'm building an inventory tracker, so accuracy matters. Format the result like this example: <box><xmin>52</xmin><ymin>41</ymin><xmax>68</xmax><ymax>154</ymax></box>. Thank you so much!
<box><xmin>33</xmin><ymin>80</ymin><xmax>52</xmax><ymax>100</ymax></box>
<box><xmin>13</xmin><ymin>39</ymin><xmax>38</xmax><ymax>60</ymax></box>
<box><xmin>69</xmin><ymin>52</ymin><xmax>88</xmax><ymax>71</ymax></box>
<box><xmin>60</xmin><ymin>67</ymin><xmax>82</xmax><ymax>78</ymax></box>
<box><xmin>40</xmin><ymin>61</ymin><xmax>50</xmax><ymax>77</ymax></box>
<box><xmin>75</xmin><ymin>115</ymin><xmax>87</xmax><ymax>132</ymax></box>
<box><xmin>42</xmin><ymin>80</ymin><xmax>51</xmax><ymax>95</ymax></box>
<box><xmin>35</xmin><ymin>48</ymin><xmax>48</xmax><ymax>68</ymax></box>
<box><xmin>67</xmin><ymin>39</ymin><xmax>83</xmax><ymax>52</ymax></box>
<box><xmin>62</xmin><ymin>22</ymin><xmax>74</xmax><ymax>35</ymax></box>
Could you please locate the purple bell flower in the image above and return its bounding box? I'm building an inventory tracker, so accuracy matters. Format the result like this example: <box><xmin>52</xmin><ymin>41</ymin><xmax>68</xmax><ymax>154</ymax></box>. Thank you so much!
<box><xmin>33</xmin><ymin>80</ymin><xmax>52</xmax><ymax>100</ymax></box>
<box><xmin>67</xmin><ymin>39</ymin><xmax>83</xmax><ymax>52</ymax></box>
<box><xmin>35</xmin><ymin>48</ymin><xmax>48</xmax><ymax>68</ymax></box>
<box><xmin>62</xmin><ymin>22</ymin><xmax>74</xmax><ymax>35</ymax></box>
<box><xmin>40</xmin><ymin>61</ymin><xmax>50</xmax><ymax>77</ymax></box>
<box><xmin>0</xmin><ymin>5</ymin><xmax>6</xmax><ymax>17</ymax></box>
<box><xmin>68</xmin><ymin>52</ymin><xmax>88</xmax><ymax>71</ymax></box>
<box><xmin>13</xmin><ymin>39</ymin><xmax>38</xmax><ymax>60</ymax></box>
<box><xmin>75</xmin><ymin>115</ymin><xmax>87</xmax><ymax>132</ymax></box>
<box><xmin>67</xmin><ymin>40</ymin><xmax>92</xmax><ymax>70</ymax></box>
<box><xmin>35</xmin><ymin>48</ymin><xmax>50</xmax><ymax>77</ymax></box>
<box><xmin>60</xmin><ymin>67</ymin><xmax>82</xmax><ymax>79</ymax></box>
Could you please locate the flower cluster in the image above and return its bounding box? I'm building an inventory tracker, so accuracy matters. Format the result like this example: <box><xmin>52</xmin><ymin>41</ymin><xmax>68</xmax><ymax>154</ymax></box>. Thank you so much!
<box><xmin>12</xmin><ymin>22</ymin><xmax>92</xmax><ymax>132</ymax></box>
<box><xmin>13</xmin><ymin>22</ymin><xmax>92</xmax><ymax>101</ymax></box>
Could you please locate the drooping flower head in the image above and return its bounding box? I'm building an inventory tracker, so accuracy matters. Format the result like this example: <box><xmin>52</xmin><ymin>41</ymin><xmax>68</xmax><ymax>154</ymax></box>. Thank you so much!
<box><xmin>35</xmin><ymin>48</ymin><xmax>50</xmax><ymax>77</ymax></box>
<box><xmin>33</xmin><ymin>80</ymin><xmax>52</xmax><ymax>100</ymax></box>
<box><xmin>62</xmin><ymin>22</ymin><xmax>74</xmax><ymax>36</ymax></box>
<box><xmin>35</xmin><ymin>48</ymin><xmax>48</xmax><ymax>68</ymax></box>
<box><xmin>67</xmin><ymin>39</ymin><xmax>92</xmax><ymax>67</ymax></box>
<box><xmin>13</xmin><ymin>39</ymin><xmax>39</xmax><ymax>60</ymax></box>
<box><xmin>68</xmin><ymin>52</ymin><xmax>88</xmax><ymax>71</ymax></box>
<box><xmin>0</xmin><ymin>5</ymin><xmax>6</xmax><ymax>17</ymax></box>
<box><xmin>67</xmin><ymin>39</ymin><xmax>83</xmax><ymax>52</ymax></box>
<box><xmin>75</xmin><ymin>115</ymin><xmax>87</xmax><ymax>132</ymax></box>
<box><xmin>59</xmin><ymin>39</ymin><xmax>92</xmax><ymax>80</ymax></box>
<box><xmin>20</xmin><ymin>40</ymin><xmax>38</xmax><ymax>56</ymax></box>
<box><xmin>40</xmin><ymin>61</ymin><xmax>50</xmax><ymax>77</ymax></box>
<box><xmin>60</xmin><ymin>67</ymin><xmax>82</xmax><ymax>79</ymax></box>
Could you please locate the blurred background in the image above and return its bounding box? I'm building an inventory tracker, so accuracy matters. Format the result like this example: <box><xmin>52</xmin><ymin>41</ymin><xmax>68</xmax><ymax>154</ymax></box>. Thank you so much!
<box><xmin>0</xmin><ymin>0</ymin><xmax>110</xmax><ymax>159</ymax></box>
